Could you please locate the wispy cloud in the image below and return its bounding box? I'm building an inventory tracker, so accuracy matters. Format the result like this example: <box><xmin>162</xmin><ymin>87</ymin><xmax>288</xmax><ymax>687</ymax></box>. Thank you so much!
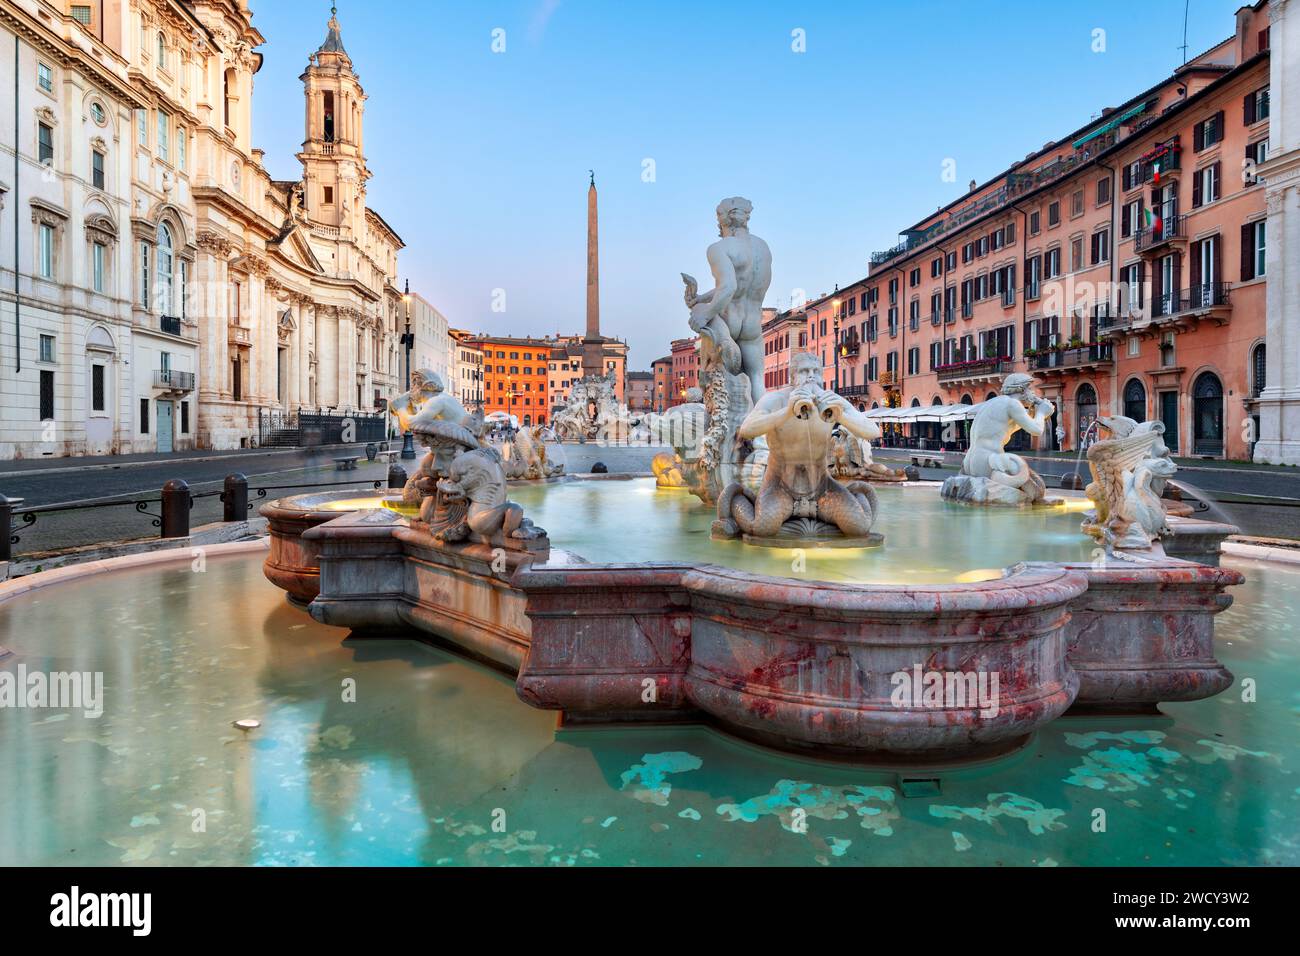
<box><xmin>528</xmin><ymin>0</ymin><xmax>562</xmax><ymax>43</ymax></box>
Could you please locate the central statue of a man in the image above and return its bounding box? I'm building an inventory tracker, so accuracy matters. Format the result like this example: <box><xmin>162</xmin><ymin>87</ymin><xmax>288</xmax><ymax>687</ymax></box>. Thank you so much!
<box><xmin>714</xmin><ymin>352</ymin><xmax>882</xmax><ymax>542</ymax></box>
<box><xmin>682</xmin><ymin>197</ymin><xmax>772</xmax><ymax>406</ymax></box>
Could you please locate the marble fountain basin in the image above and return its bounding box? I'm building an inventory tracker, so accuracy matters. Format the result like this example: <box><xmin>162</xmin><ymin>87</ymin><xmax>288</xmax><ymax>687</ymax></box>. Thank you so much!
<box><xmin>262</xmin><ymin>477</ymin><xmax>1241</xmax><ymax>764</ymax></box>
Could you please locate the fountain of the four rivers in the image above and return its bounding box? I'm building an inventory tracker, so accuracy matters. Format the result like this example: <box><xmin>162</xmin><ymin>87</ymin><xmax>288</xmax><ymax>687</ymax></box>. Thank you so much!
<box><xmin>1</xmin><ymin>198</ymin><xmax>1293</xmax><ymax>867</ymax></box>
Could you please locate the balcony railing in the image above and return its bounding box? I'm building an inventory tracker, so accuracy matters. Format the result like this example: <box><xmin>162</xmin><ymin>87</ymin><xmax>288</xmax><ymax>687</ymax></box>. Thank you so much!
<box><xmin>1029</xmin><ymin>343</ymin><xmax>1113</xmax><ymax>371</ymax></box>
<box><xmin>1134</xmin><ymin>213</ymin><xmax>1184</xmax><ymax>252</ymax></box>
<box><xmin>944</xmin><ymin>308</ymin><xmax>956</xmax><ymax>325</ymax></box>
<box><xmin>1134</xmin><ymin>138</ymin><xmax>1180</xmax><ymax>187</ymax></box>
<box><xmin>837</xmin><ymin>384</ymin><xmax>870</xmax><ymax>397</ymax></box>
<box><xmin>960</xmin><ymin>302</ymin><xmax>973</xmax><ymax>319</ymax></box>
<box><xmin>1001</xmin><ymin>287</ymin><xmax>1016</xmax><ymax>308</ymax></box>
<box><xmin>930</xmin><ymin>310</ymin><xmax>941</xmax><ymax>326</ymax></box>
<box><xmin>228</xmin><ymin>325</ymin><xmax>251</xmax><ymax>346</ymax></box>
<box><xmin>153</xmin><ymin>369</ymin><xmax>195</xmax><ymax>391</ymax></box>
<box><xmin>1188</xmin><ymin>281</ymin><xmax>1231</xmax><ymax>310</ymax></box>
<box><xmin>160</xmin><ymin>315</ymin><xmax>182</xmax><ymax>336</ymax></box>
<box><xmin>935</xmin><ymin>357</ymin><xmax>1013</xmax><ymax>383</ymax></box>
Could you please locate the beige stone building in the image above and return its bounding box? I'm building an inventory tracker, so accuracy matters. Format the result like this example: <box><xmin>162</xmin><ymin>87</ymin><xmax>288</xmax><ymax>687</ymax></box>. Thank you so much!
<box><xmin>0</xmin><ymin>0</ymin><xmax>405</xmax><ymax>457</ymax></box>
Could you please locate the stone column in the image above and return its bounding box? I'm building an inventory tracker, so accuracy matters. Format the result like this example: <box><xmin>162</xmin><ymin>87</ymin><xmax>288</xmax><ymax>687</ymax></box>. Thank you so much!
<box><xmin>1254</xmin><ymin>0</ymin><xmax>1300</xmax><ymax>463</ymax></box>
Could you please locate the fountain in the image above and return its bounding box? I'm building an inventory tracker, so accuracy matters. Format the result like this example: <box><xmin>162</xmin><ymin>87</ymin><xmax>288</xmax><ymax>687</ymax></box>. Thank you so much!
<box><xmin>5</xmin><ymin>198</ymin><xmax>1294</xmax><ymax>866</ymax></box>
<box><xmin>249</xmin><ymin>198</ymin><xmax>1245</xmax><ymax>762</ymax></box>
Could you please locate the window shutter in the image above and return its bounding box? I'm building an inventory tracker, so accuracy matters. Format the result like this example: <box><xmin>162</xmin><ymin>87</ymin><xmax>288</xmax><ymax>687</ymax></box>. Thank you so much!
<box><xmin>1006</xmin><ymin>220</ymin><xmax>1016</xmax><ymax>243</ymax></box>
<box><xmin>1212</xmin><ymin>234</ymin><xmax>1221</xmax><ymax>291</ymax></box>
<box><xmin>1244</xmin><ymin>91</ymin><xmax>1255</xmax><ymax>126</ymax></box>
<box><xmin>1214</xmin><ymin>111</ymin><xmax>1224</xmax><ymax>143</ymax></box>
<box><xmin>1152</xmin><ymin>257</ymin><xmax>1163</xmax><ymax>306</ymax></box>
<box><xmin>1194</xmin><ymin>121</ymin><xmax>1204</xmax><ymax>152</ymax></box>
<box><xmin>1240</xmin><ymin>223</ymin><xmax>1255</xmax><ymax>281</ymax></box>
<box><xmin>1137</xmin><ymin>261</ymin><xmax>1146</xmax><ymax>308</ymax></box>
<box><xmin>1212</xmin><ymin>161</ymin><xmax>1221</xmax><ymax>199</ymax></box>
<box><xmin>1190</xmin><ymin>241</ymin><xmax>1201</xmax><ymax>290</ymax></box>
<box><xmin>1192</xmin><ymin>169</ymin><xmax>1202</xmax><ymax>207</ymax></box>
<box><xmin>1121</xmin><ymin>203</ymin><xmax>1131</xmax><ymax>238</ymax></box>
<box><xmin>1122</xmin><ymin>165</ymin><xmax>1131</xmax><ymax>191</ymax></box>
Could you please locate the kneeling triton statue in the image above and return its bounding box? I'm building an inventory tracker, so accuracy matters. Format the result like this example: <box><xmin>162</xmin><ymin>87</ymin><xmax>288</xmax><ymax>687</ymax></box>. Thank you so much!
<box><xmin>714</xmin><ymin>351</ymin><xmax>881</xmax><ymax>545</ymax></box>
<box><xmin>941</xmin><ymin>372</ymin><xmax>1056</xmax><ymax>507</ymax></box>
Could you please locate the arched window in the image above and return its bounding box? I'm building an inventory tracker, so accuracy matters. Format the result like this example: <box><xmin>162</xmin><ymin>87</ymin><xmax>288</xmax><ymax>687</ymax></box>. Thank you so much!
<box><xmin>157</xmin><ymin>32</ymin><xmax>166</xmax><ymax>69</ymax></box>
<box><xmin>156</xmin><ymin>223</ymin><xmax>173</xmax><ymax>316</ymax></box>
<box><xmin>1123</xmin><ymin>378</ymin><xmax>1147</xmax><ymax>421</ymax></box>
<box><xmin>960</xmin><ymin>394</ymin><xmax>973</xmax><ymax>405</ymax></box>
<box><xmin>1252</xmin><ymin>343</ymin><xmax>1266</xmax><ymax>397</ymax></box>
<box><xmin>224</xmin><ymin>68</ymin><xmax>237</xmax><ymax>129</ymax></box>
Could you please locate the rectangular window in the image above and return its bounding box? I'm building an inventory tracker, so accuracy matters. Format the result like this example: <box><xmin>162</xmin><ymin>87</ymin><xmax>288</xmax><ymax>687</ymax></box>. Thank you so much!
<box><xmin>1195</xmin><ymin>111</ymin><xmax>1225</xmax><ymax>151</ymax></box>
<box><xmin>39</xmin><ymin>334</ymin><xmax>55</xmax><ymax>363</ymax></box>
<box><xmin>37</xmin><ymin>62</ymin><xmax>53</xmax><ymax>93</ymax></box>
<box><xmin>92</xmin><ymin>364</ymin><xmax>105</xmax><ymax>412</ymax></box>
<box><xmin>1048</xmin><ymin>202</ymin><xmax>1060</xmax><ymax>227</ymax></box>
<box><xmin>1071</xmin><ymin>190</ymin><xmax>1084</xmax><ymax>217</ymax></box>
<box><xmin>70</xmin><ymin>5</ymin><xmax>92</xmax><ymax>25</ymax></box>
<box><xmin>92</xmin><ymin>241</ymin><xmax>105</xmax><ymax>292</ymax></box>
<box><xmin>181</xmin><ymin>401</ymin><xmax>189</xmax><ymax>434</ymax></box>
<box><xmin>1097</xmin><ymin>177</ymin><xmax>1111</xmax><ymax>205</ymax></box>
<box><xmin>140</xmin><ymin>398</ymin><xmax>150</xmax><ymax>433</ymax></box>
<box><xmin>137</xmin><ymin>108</ymin><xmax>148</xmax><ymax>146</ymax></box>
<box><xmin>1092</xmin><ymin>229</ymin><xmax>1110</xmax><ymax>265</ymax></box>
<box><xmin>1070</xmin><ymin>237</ymin><xmax>1084</xmax><ymax>272</ymax></box>
<box><xmin>92</xmin><ymin>149</ymin><xmax>105</xmax><ymax>189</ymax></box>
<box><xmin>1044</xmin><ymin>248</ymin><xmax>1060</xmax><ymax>279</ymax></box>
<box><xmin>1244</xmin><ymin>87</ymin><xmax>1269</xmax><ymax>124</ymax></box>
<box><xmin>177</xmin><ymin>127</ymin><xmax>186</xmax><ymax>170</ymax></box>
<box><xmin>1194</xmin><ymin>163</ymin><xmax>1220</xmax><ymax>206</ymax></box>
<box><xmin>139</xmin><ymin>240</ymin><xmax>150</xmax><ymax>306</ymax></box>
<box><xmin>1255</xmin><ymin>220</ymin><xmax>1266</xmax><ymax>278</ymax></box>
<box><xmin>38</xmin><ymin>224</ymin><xmax>54</xmax><ymax>278</ymax></box>
<box><xmin>1029</xmin><ymin>210</ymin><xmax>1040</xmax><ymax>235</ymax></box>
<box><xmin>157</xmin><ymin>111</ymin><xmax>169</xmax><ymax>162</ymax></box>
<box><xmin>40</xmin><ymin>370</ymin><xmax>55</xmax><ymax>420</ymax></box>
<box><xmin>324</xmin><ymin>185</ymin><xmax>334</xmax><ymax>204</ymax></box>
<box><xmin>38</xmin><ymin>123</ymin><xmax>53</xmax><ymax>165</ymax></box>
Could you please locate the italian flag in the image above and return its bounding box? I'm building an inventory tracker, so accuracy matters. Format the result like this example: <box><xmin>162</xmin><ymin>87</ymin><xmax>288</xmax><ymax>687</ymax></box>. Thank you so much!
<box><xmin>1144</xmin><ymin>206</ymin><xmax>1162</xmax><ymax>233</ymax></box>
<box><xmin>1151</xmin><ymin>159</ymin><xmax>1162</xmax><ymax>184</ymax></box>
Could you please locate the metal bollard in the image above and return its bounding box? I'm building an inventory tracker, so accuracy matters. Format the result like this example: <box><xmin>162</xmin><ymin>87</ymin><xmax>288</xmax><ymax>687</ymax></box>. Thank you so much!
<box><xmin>161</xmin><ymin>479</ymin><xmax>191</xmax><ymax>539</ymax></box>
<box><xmin>387</xmin><ymin>464</ymin><xmax>407</xmax><ymax>489</ymax></box>
<box><xmin>222</xmin><ymin>473</ymin><xmax>249</xmax><ymax>522</ymax></box>
<box><xmin>0</xmin><ymin>495</ymin><xmax>23</xmax><ymax>563</ymax></box>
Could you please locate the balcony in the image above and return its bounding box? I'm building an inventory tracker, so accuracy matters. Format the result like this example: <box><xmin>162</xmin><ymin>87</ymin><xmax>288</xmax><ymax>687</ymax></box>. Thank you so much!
<box><xmin>1134</xmin><ymin>213</ymin><xmax>1185</xmax><ymax>253</ymax></box>
<box><xmin>837</xmin><ymin>384</ymin><xmax>870</xmax><ymax>397</ymax></box>
<box><xmin>228</xmin><ymin>325</ymin><xmax>251</xmax><ymax>346</ymax></box>
<box><xmin>1099</xmin><ymin>283</ymin><xmax>1232</xmax><ymax>337</ymax></box>
<box><xmin>936</xmin><ymin>357</ymin><xmax>1013</xmax><ymax>385</ymax></box>
<box><xmin>160</xmin><ymin>315</ymin><xmax>182</xmax><ymax>336</ymax></box>
<box><xmin>1133</xmin><ymin>137</ymin><xmax>1180</xmax><ymax>188</ymax></box>
<box><xmin>1029</xmin><ymin>342</ymin><xmax>1114</xmax><ymax>375</ymax></box>
<box><xmin>153</xmin><ymin>369</ymin><xmax>195</xmax><ymax>392</ymax></box>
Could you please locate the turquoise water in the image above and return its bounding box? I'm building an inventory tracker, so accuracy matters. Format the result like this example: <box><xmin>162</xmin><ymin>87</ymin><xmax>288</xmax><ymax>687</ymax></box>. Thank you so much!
<box><xmin>510</xmin><ymin>478</ymin><xmax>1096</xmax><ymax>583</ymax></box>
<box><xmin>0</xmin><ymin>549</ymin><xmax>1296</xmax><ymax>866</ymax></box>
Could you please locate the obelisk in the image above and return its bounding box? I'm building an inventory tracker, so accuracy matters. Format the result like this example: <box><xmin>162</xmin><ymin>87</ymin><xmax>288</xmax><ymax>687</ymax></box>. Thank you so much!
<box><xmin>582</xmin><ymin>171</ymin><xmax>604</xmax><ymax>380</ymax></box>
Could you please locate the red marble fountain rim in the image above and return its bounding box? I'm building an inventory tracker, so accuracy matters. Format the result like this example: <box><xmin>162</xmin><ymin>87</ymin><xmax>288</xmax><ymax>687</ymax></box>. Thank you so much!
<box><xmin>519</xmin><ymin>560</ymin><xmax>1089</xmax><ymax>615</ymax></box>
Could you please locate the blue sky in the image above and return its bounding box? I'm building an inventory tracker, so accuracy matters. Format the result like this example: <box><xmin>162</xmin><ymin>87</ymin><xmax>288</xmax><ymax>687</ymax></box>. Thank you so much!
<box><xmin>249</xmin><ymin>0</ymin><xmax>1245</xmax><ymax>368</ymax></box>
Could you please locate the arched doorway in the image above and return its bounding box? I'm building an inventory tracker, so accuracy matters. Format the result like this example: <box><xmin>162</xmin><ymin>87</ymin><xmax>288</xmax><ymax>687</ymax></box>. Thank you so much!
<box><xmin>1192</xmin><ymin>371</ymin><xmax>1223</xmax><ymax>456</ymax></box>
<box><xmin>1123</xmin><ymin>378</ymin><xmax>1147</xmax><ymax>422</ymax></box>
<box><xmin>1076</xmin><ymin>383</ymin><xmax>1098</xmax><ymax>445</ymax></box>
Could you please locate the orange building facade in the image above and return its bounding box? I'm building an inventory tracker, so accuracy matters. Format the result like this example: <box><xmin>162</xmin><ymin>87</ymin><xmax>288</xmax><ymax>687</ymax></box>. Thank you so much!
<box><xmin>762</xmin><ymin>310</ymin><xmax>808</xmax><ymax>391</ymax></box>
<box><xmin>668</xmin><ymin>336</ymin><xmax>700</xmax><ymax>407</ymax></box>
<box><xmin>465</xmin><ymin>336</ymin><xmax>552</xmax><ymax>425</ymax></box>
<box><xmin>796</xmin><ymin>1</ymin><xmax>1273</xmax><ymax>460</ymax></box>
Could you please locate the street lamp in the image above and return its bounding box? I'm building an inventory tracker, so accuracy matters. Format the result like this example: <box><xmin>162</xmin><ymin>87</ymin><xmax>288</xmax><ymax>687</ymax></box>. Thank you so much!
<box><xmin>831</xmin><ymin>297</ymin><xmax>841</xmax><ymax>394</ymax></box>
<box><xmin>399</xmin><ymin>279</ymin><xmax>416</xmax><ymax>459</ymax></box>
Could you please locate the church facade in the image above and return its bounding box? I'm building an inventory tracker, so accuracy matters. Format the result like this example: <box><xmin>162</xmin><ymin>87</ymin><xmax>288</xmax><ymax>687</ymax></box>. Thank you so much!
<box><xmin>0</xmin><ymin>0</ymin><xmax>403</xmax><ymax>458</ymax></box>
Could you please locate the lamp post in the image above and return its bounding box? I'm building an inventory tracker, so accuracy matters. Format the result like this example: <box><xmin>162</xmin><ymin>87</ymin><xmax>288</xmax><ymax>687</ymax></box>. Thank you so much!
<box><xmin>399</xmin><ymin>279</ymin><xmax>416</xmax><ymax>459</ymax></box>
<box><xmin>831</xmin><ymin>297</ymin><xmax>841</xmax><ymax>394</ymax></box>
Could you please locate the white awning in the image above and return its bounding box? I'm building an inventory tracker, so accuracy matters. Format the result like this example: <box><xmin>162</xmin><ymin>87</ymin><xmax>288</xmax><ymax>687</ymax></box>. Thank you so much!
<box><xmin>863</xmin><ymin>402</ymin><xmax>983</xmax><ymax>424</ymax></box>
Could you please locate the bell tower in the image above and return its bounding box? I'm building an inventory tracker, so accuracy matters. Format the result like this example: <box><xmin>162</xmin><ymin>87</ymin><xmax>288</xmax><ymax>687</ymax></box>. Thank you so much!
<box><xmin>298</xmin><ymin>5</ymin><xmax>369</xmax><ymax>237</ymax></box>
